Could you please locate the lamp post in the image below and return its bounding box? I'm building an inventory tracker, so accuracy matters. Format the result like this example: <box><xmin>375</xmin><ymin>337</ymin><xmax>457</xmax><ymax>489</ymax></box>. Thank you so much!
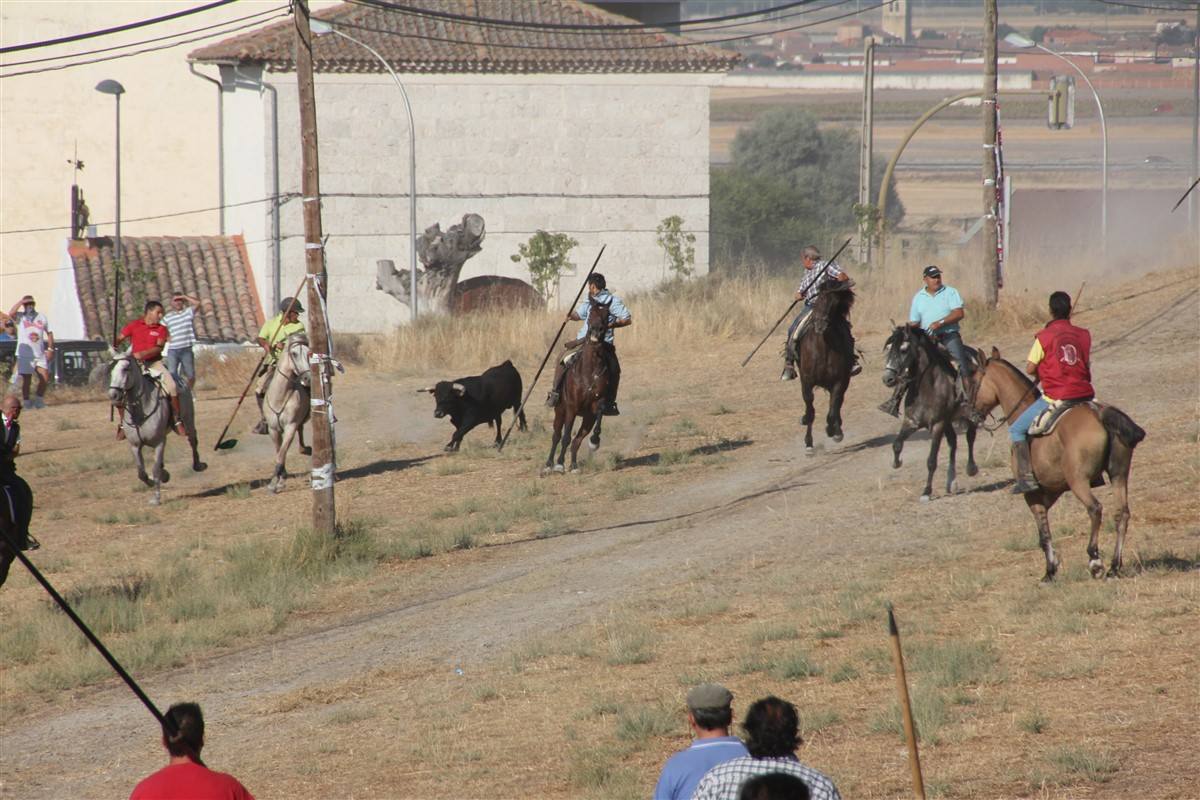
<box><xmin>310</xmin><ymin>19</ymin><xmax>418</xmax><ymax>322</ymax></box>
<box><xmin>95</xmin><ymin>79</ymin><xmax>125</xmax><ymax>341</ymax></box>
<box><xmin>1005</xmin><ymin>32</ymin><xmax>1108</xmax><ymax>258</ymax></box>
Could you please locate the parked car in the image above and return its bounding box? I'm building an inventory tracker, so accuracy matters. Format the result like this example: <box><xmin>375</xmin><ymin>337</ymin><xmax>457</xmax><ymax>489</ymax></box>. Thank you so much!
<box><xmin>0</xmin><ymin>338</ymin><xmax>112</xmax><ymax>387</ymax></box>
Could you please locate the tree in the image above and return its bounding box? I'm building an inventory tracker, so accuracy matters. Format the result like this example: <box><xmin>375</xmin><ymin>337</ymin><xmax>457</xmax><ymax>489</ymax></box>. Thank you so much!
<box><xmin>511</xmin><ymin>231</ymin><xmax>579</xmax><ymax>303</ymax></box>
<box><xmin>655</xmin><ymin>215</ymin><xmax>696</xmax><ymax>278</ymax></box>
<box><xmin>376</xmin><ymin>213</ymin><xmax>486</xmax><ymax>314</ymax></box>
<box><xmin>711</xmin><ymin>108</ymin><xmax>904</xmax><ymax>271</ymax></box>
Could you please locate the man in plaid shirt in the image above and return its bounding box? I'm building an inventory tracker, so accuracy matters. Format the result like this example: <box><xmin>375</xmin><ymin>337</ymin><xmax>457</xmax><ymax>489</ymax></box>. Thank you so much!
<box><xmin>691</xmin><ymin>696</ymin><xmax>841</xmax><ymax>800</ymax></box>
<box><xmin>781</xmin><ymin>245</ymin><xmax>860</xmax><ymax>382</ymax></box>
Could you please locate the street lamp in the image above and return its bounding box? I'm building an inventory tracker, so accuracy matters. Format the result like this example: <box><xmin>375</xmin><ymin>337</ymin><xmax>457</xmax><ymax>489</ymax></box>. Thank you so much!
<box><xmin>1005</xmin><ymin>32</ymin><xmax>1108</xmax><ymax>257</ymax></box>
<box><xmin>309</xmin><ymin>19</ymin><xmax>419</xmax><ymax>322</ymax></box>
<box><xmin>95</xmin><ymin>79</ymin><xmax>125</xmax><ymax>342</ymax></box>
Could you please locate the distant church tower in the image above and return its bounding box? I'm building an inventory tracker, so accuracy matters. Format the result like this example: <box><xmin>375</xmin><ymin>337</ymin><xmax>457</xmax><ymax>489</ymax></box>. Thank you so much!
<box><xmin>881</xmin><ymin>0</ymin><xmax>912</xmax><ymax>44</ymax></box>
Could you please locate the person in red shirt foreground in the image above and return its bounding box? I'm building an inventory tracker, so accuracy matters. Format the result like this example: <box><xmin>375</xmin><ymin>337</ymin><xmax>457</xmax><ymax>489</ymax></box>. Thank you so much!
<box><xmin>129</xmin><ymin>702</ymin><xmax>254</xmax><ymax>800</ymax></box>
<box><xmin>114</xmin><ymin>300</ymin><xmax>187</xmax><ymax>439</ymax></box>
<box><xmin>1008</xmin><ymin>291</ymin><xmax>1094</xmax><ymax>493</ymax></box>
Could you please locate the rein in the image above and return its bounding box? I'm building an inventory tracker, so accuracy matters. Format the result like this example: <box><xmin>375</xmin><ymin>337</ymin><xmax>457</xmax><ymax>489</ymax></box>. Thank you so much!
<box><xmin>111</xmin><ymin>360</ymin><xmax>162</xmax><ymax>426</ymax></box>
<box><xmin>977</xmin><ymin>362</ymin><xmax>1039</xmax><ymax>432</ymax></box>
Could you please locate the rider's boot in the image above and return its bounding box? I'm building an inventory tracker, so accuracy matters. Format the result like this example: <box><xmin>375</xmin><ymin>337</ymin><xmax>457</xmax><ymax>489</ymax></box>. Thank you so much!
<box><xmin>252</xmin><ymin>394</ymin><xmax>269</xmax><ymax>435</ymax></box>
<box><xmin>546</xmin><ymin>364</ymin><xmax>566</xmax><ymax>408</ymax></box>
<box><xmin>879</xmin><ymin>386</ymin><xmax>904</xmax><ymax>418</ymax></box>
<box><xmin>170</xmin><ymin>396</ymin><xmax>187</xmax><ymax>436</ymax></box>
<box><xmin>849</xmin><ymin>355</ymin><xmax>863</xmax><ymax>377</ymax></box>
<box><xmin>1010</xmin><ymin>440</ymin><xmax>1040</xmax><ymax>494</ymax></box>
<box><xmin>780</xmin><ymin>359</ymin><xmax>798</xmax><ymax>381</ymax></box>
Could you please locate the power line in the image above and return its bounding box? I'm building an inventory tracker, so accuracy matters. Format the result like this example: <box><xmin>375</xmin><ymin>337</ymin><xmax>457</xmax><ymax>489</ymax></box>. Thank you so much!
<box><xmin>0</xmin><ymin>0</ymin><xmax>239</xmax><ymax>55</ymax></box>
<box><xmin>330</xmin><ymin>1</ymin><xmax>890</xmax><ymax>54</ymax></box>
<box><xmin>1</xmin><ymin>6</ymin><xmax>290</xmax><ymax>69</ymax></box>
<box><xmin>1091</xmin><ymin>0</ymin><xmax>1199</xmax><ymax>11</ymax></box>
<box><xmin>0</xmin><ymin>195</ymin><xmax>294</xmax><ymax>236</ymax></box>
<box><xmin>0</xmin><ymin>12</ymin><xmax>293</xmax><ymax>79</ymax></box>
<box><xmin>343</xmin><ymin>0</ymin><xmax>824</xmax><ymax>33</ymax></box>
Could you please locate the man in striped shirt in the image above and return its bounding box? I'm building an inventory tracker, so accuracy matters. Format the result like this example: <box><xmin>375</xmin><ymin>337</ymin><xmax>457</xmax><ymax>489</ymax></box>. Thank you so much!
<box><xmin>163</xmin><ymin>294</ymin><xmax>199</xmax><ymax>389</ymax></box>
<box><xmin>781</xmin><ymin>245</ymin><xmax>860</xmax><ymax>382</ymax></box>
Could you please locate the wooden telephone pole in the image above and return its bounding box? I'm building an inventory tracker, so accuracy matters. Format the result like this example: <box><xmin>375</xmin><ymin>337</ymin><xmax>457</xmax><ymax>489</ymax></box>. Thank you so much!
<box><xmin>981</xmin><ymin>0</ymin><xmax>1000</xmax><ymax>308</ymax></box>
<box><xmin>294</xmin><ymin>0</ymin><xmax>337</xmax><ymax>535</ymax></box>
<box><xmin>858</xmin><ymin>35</ymin><xmax>876</xmax><ymax>263</ymax></box>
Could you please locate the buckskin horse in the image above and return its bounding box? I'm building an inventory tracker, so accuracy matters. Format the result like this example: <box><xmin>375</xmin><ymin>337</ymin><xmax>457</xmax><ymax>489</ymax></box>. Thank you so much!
<box><xmin>791</xmin><ymin>281</ymin><xmax>856</xmax><ymax>454</ymax></box>
<box><xmin>881</xmin><ymin>325</ymin><xmax>979</xmax><ymax>501</ymax></box>
<box><xmin>544</xmin><ymin>301</ymin><xmax>610</xmax><ymax>474</ymax></box>
<box><xmin>971</xmin><ymin>347</ymin><xmax>1145</xmax><ymax>582</ymax></box>
<box><xmin>109</xmin><ymin>354</ymin><xmax>207</xmax><ymax>505</ymax></box>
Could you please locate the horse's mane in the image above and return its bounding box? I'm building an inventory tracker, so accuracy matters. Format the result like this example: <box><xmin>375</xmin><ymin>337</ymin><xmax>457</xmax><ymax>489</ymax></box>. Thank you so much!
<box><xmin>906</xmin><ymin>326</ymin><xmax>957</xmax><ymax>375</ymax></box>
<box><xmin>812</xmin><ymin>282</ymin><xmax>855</xmax><ymax>316</ymax></box>
<box><xmin>992</xmin><ymin>356</ymin><xmax>1037</xmax><ymax>390</ymax></box>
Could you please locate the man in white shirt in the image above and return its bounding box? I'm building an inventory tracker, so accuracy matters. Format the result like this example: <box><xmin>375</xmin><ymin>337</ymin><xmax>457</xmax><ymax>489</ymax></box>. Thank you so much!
<box><xmin>9</xmin><ymin>296</ymin><xmax>53</xmax><ymax>409</ymax></box>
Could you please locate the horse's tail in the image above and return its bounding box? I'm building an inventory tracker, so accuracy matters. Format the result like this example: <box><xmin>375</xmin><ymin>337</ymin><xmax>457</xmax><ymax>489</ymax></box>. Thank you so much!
<box><xmin>1100</xmin><ymin>405</ymin><xmax>1145</xmax><ymax>450</ymax></box>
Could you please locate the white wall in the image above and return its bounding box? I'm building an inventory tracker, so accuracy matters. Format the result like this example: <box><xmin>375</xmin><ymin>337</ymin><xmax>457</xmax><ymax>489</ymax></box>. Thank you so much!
<box><xmin>722</xmin><ymin>72</ymin><xmax>1034</xmax><ymax>91</ymax></box>
<box><xmin>223</xmin><ymin>72</ymin><xmax>716</xmax><ymax>333</ymax></box>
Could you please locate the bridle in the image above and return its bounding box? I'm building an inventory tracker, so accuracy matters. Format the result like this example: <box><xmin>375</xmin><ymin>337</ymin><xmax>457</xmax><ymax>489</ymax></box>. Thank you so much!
<box><xmin>973</xmin><ymin>360</ymin><xmax>1039</xmax><ymax>432</ymax></box>
<box><xmin>109</xmin><ymin>356</ymin><xmax>161</xmax><ymax>423</ymax></box>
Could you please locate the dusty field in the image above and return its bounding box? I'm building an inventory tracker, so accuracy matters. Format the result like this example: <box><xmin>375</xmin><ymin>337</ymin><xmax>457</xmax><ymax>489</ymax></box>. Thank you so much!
<box><xmin>1</xmin><ymin>266</ymin><xmax>1197</xmax><ymax>799</ymax></box>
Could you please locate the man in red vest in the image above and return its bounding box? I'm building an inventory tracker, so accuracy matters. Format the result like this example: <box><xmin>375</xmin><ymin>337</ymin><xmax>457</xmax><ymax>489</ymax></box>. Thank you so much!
<box><xmin>1009</xmin><ymin>291</ymin><xmax>1094</xmax><ymax>493</ymax></box>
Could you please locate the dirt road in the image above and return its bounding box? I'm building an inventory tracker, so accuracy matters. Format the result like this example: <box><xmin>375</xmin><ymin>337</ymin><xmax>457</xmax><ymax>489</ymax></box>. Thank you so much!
<box><xmin>2</xmin><ymin>272</ymin><xmax>1196</xmax><ymax>799</ymax></box>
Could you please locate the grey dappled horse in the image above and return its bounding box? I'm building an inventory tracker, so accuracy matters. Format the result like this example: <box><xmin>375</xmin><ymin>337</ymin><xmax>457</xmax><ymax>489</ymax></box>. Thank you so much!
<box><xmin>109</xmin><ymin>354</ymin><xmax>206</xmax><ymax>505</ymax></box>
<box><xmin>263</xmin><ymin>333</ymin><xmax>312</xmax><ymax>494</ymax></box>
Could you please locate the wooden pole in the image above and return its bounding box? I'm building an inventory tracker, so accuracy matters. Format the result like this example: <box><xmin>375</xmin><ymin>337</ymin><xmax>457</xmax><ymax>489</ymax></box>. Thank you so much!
<box><xmin>981</xmin><ymin>0</ymin><xmax>1000</xmax><ymax>308</ymax></box>
<box><xmin>859</xmin><ymin>36</ymin><xmax>875</xmax><ymax>262</ymax></box>
<box><xmin>888</xmin><ymin>606</ymin><xmax>926</xmax><ymax>800</ymax></box>
<box><xmin>294</xmin><ymin>0</ymin><xmax>336</xmax><ymax>535</ymax></box>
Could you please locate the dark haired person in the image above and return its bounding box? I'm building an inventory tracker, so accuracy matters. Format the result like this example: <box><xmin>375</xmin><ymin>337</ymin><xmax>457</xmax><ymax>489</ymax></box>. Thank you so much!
<box><xmin>1008</xmin><ymin>290</ymin><xmax>1094</xmax><ymax>493</ymax></box>
<box><xmin>692</xmin><ymin>696</ymin><xmax>840</xmax><ymax>800</ymax></box>
<box><xmin>654</xmin><ymin>683</ymin><xmax>748</xmax><ymax>800</ymax></box>
<box><xmin>114</xmin><ymin>300</ymin><xmax>187</xmax><ymax>438</ymax></box>
<box><xmin>739</xmin><ymin>773</ymin><xmax>811</xmax><ymax>800</ymax></box>
<box><xmin>545</xmin><ymin>272</ymin><xmax>631</xmax><ymax>415</ymax></box>
<box><xmin>129</xmin><ymin>703</ymin><xmax>254</xmax><ymax>800</ymax></box>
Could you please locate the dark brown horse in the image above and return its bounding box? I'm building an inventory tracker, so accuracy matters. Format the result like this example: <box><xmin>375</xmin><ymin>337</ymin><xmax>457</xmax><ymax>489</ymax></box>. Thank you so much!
<box><xmin>881</xmin><ymin>325</ymin><xmax>978</xmax><ymax>501</ymax></box>
<box><xmin>971</xmin><ymin>348</ymin><xmax>1145</xmax><ymax>582</ymax></box>
<box><xmin>543</xmin><ymin>301</ymin><xmax>611</xmax><ymax>474</ymax></box>
<box><xmin>792</xmin><ymin>281</ymin><xmax>856</xmax><ymax>454</ymax></box>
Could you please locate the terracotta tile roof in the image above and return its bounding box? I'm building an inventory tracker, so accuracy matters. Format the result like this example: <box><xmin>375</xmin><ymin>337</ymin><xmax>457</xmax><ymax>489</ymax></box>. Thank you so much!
<box><xmin>68</xmin><ymin>235</ymin><xmax>264</xmax><ymax>343</ymax></box>
<box><xmin>188</xmin><ymin>0</ymin><xmax>739</xmax><ymax>74</ymax></box>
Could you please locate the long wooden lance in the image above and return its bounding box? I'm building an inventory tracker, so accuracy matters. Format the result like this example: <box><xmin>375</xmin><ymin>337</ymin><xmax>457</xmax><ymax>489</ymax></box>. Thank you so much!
<box><xmin>740</xmin><ymin>237</ymin><xmax>852</xmax><ymax>368</ymax></box>
<box><xmin>498</xmin><ymin>245</ymin><xmax>606</xmax><ymax>452</ymax></box>
<box><xmin>1171</xmin><ymin>176</ymin><xmax>1200</xmax><ymax>212</ymax></box>
<box><xmin>0</xmin><ymin>527</ymin><xmax>175</xmax><ymax>736</ymax></box>
<box><xmin>888</xmin><ymin>605</ymin><xmax>926</xmax><ymax>800</ymax></box>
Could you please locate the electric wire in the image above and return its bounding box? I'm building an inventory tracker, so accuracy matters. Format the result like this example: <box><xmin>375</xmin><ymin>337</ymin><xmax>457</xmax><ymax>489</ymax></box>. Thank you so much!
<box><xmin>0</xmin><ymin>0</ymin><xmax>239</xmax><ymax>55</ymax></box>
<box><xmin>0</xmin><ymin>194</ymin><xmax>294</xmax><ymax>236</ymax></box>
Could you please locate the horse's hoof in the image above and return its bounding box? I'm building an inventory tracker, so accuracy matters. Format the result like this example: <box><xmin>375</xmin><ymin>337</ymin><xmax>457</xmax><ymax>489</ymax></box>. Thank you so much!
<box><xmin>300</xmin><ymin>446</ymin><xmax>312</xmax><ymax>456</ymax></box>
<box><xmin>1089</xmin><ymin>559</ymin><xmax>1106</xmax><ymax>580</ymax></box>
<box><xmin>1039</xmin><ymin>574</ymin><xmax>1056</xmax><ymax>585</ymax></box>
<box><xmin>160</xmin><ymin>470</ymin><xmax>171</xmax><ymax>484</ymax></box>
<box><xmin>193</xmin><ymin>462</ymin><xmax>208</xmax><ymax>473</ymax></box>
<box><xmin>540</xmin><ymin>466</ymin><xmax>553</xmax><ymax>476</ymax></box>
<box><xmin>804</xmin><ymin>447</ymin><xmax>815</xmax><ymax>457</ymax></box>
<box><xmin>1107</xmin><ymin>565</ymin><xmax>1122</xmax><ymax>579</ymax></box>
<box><xmin>148</xmin><ymin>497</ymin><xmax>161</xmax><ymax>507</ymax></box>
<box><xmin>919</xmin><ymin>494</ymin><xmax>931</xmax><ymax>503</ymax></box>
<box><xmin>947</xmin><ymin>480</ymin><xmax>958</xmax><ymax>494</ymax></box>
<box><xmin>967</xmin><ymin>463</ymin><xmax>979</xmax><ymax>477</ymax></box>
<box><xmin>892</xmin><ymin>460</ymin><xmax>902</xmax><ymax>470</ymax></box>
<box><xmin>570</xmin><ymin>467</ymin><xmax>581</xmax><ymax>474</ymax></box>
<box><xmin>269</xmin><ymin>484</ymin><xmax>282</xmax><ymax>495</ymax></box>
<box><xmin>553</xmin><ymin>464</ymin><xmax>565</xmax><ymax>474</ymax></box>
<box><xmin>587</xmin><ymin>439</ymin><xmax>600</xmax><ymax>452</ymax></box>
<box><xmin>831</xmin><ymin>433</ymin><xmax>844</xmax><ymax>443</ymax></box>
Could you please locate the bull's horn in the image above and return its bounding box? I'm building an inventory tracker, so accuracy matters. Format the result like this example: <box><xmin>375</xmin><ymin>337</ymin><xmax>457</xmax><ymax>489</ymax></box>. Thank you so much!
<box><xmin>452</xmin><ymin>383</ymin><xmax>466</xmax><ymax>396</ymax></box>
<box><xmin>416</xmin><ymin>386</ymin><xmax>435</xmax><ymax>394</ymax></box>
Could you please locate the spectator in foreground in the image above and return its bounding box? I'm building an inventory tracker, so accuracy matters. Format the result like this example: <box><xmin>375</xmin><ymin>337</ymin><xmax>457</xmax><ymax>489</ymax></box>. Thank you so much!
<box><xmin>739</xmin><ymin>773</ymin><xmax>810</xmax><ymax>800</ymax></box>
<box><xmin>129</xmin><ymin>702</ymin><xmax>254</xmax><ymax>800</ymax></box>
<box><xmin>654</xmin><ymin>683</ymin><xmax>749</xmax><ymax>800</ymax></box>
<box><xmin>691</xmin><ymin>696</ymin><xmax>840</xmax><ymax>800</ymax></box>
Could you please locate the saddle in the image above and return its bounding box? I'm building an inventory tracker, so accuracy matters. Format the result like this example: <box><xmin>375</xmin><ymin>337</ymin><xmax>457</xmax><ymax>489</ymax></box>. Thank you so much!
<box><xmin>1029</xmin><ymin>399</ymin><xmax>1099</xmax><ymax>437</ymax></box>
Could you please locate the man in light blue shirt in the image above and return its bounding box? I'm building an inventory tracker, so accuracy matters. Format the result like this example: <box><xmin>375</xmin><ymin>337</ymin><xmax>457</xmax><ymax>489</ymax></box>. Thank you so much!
<box><xmin>545</xmin><ymin>273</ymin><xmax>631</xmax><ymax>415</ymax></box>
<box><xmin>653</xmin><ymin>683</ymin><xmax>748</xmax><ymax>800</ymax></box>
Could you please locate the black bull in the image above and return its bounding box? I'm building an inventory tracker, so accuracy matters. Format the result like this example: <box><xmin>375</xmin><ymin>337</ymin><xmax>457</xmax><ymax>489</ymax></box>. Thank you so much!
<box><xmin>419</xmin><ymin>360</ymin><xmax>528</xmax><ymax>452</ymax></box>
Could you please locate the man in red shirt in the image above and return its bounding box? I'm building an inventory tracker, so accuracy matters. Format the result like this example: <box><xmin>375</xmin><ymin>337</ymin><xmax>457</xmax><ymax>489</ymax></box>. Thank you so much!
<box><xmin>1009</xmin><ymin>291</ymin><xmax>1094</xmax><ymax>492</ymax></box>
<box><xmin>114</xmin><ymin>300</ymin><xmax>187</xmax><ymax>438</ymax></box>
<box><xmin>129</xmin><ymin>702</ymin><xmax>255</xmax><ymax>800</ymax></box>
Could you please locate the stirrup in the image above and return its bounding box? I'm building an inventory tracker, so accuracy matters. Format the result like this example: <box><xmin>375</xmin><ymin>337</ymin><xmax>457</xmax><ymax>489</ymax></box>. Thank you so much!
<box><xmin>545</xmin><ymin>391</ymin><xmax>560</xmax><ymax>408</ymax></box>
<box><xmin>879</xmin><ymin>397</ymin><xmax>901</xmax><ymax>418</ymax></box>
<box><xmin>23</xmin><ymin>533</ymin><xmax>40</xmax><ymax>552</ymax></box>
<box><xmin>850</xmin><ymin>363</ymin><xmax>862</xmax><ymax>377</ymax></box>
<box><xmin>780</xmin><ymin>365</ymin><xmax>797</xmax><ymax>382</ymax></box>
<box><xmin>603</xmin><ymin>401</ymin><xmax>620</xmax><ymax>417</ymax></box>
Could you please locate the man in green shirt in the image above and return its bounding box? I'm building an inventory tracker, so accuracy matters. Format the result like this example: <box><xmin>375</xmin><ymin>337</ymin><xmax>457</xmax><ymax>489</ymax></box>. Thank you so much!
<box><xmin>252</xmin><ymin>297</ymin><xmax>306</xmax><ymax>435</ymax></box>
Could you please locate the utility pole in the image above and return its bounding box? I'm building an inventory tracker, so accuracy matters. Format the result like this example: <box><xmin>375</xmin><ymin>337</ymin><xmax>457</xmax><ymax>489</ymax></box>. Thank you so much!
<box><xmin>981</xmin><ymin>0</ymin><xmax>1000</xmax><ymax>308</ymax></box>
<box><xmin>858</xmin><ymin>35</ymin><xmax>876</xmax><ymax>263</ymax></box>
<box><xmin>1192</xmin><ymin>3</ymin><xmax>1198</xmax><ymax>246</ymax></box>
<box><xmin>294</xmin><ymin>0</ymin><xmax>337</xmax><ymax>535</ymax></box>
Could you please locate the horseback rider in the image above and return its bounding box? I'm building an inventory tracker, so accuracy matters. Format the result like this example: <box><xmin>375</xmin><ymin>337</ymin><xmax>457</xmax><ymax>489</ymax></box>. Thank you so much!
<box><xmin>546</xmin><ymin>273</ymin><xmax>631</xmax><ymax>416</ymax></box>
<box><xmin>883</xmin><ymin>265</ymin><xmax>973</xmax><ymax>416</ymax></box>
<box><xmin>253</xmin><ymin>297</ymin><xmax>306</xmax><ymax>435</ymax></box>
<box><xmin>114</xmin><ymin>300</ymin><xmax>188</xmax><ymax>439</ymax></box>
<box><xmin>1009</xmin><ymin>291</ymin><xmax>1094</xmax><ymax>494</ymax></box>
<box><xmin>0</xmin><ymin>395</ymin><xmax>35</xmax><ymax>552</ymax></box>
<box><xmin>781</xmin><ymin>245</ymin><xmax>861</xmax><ymax>381</ymax></box>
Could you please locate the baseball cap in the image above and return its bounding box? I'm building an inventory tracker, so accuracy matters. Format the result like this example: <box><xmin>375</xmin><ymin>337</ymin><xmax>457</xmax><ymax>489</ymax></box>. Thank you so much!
<box><xmin>922</xmin><ymin>265</ymin><xmax>942</xmax><ymax>278</ymax></box>
<box><xmin>687</xmin><ymin>683</ymin><xmax>733</xmax><ymax>711</ymax></box>
<box><xmin>279</xmin><ymin>297</ymin><xmax>305</xmax><ymax>314</ymax></box>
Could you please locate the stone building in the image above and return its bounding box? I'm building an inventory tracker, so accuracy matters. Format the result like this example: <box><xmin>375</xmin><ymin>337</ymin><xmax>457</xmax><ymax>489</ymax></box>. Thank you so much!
<box><xmin>189</xmin><ymin>0</ymin><xmax>737</xmax><ymax>333</ymax></box>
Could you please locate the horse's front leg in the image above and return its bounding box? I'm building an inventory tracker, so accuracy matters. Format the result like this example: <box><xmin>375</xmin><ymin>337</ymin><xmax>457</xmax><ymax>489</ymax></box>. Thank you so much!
<box><xmin>892</xmin><ymin>421</ymin><xmax>916</xmax><ymax>469</ymax></box>
<box><xmin>921</xmin><ymin>420</ymin><xmax>944</xmax><ymax>502</ymax></box>
<box><xmin>544</xmin><ymin>409</ymin><xmax>565</xmax><ymax>474</ymax></box>
<box><xmin>800</xmin><ymin>380</ymin><xmax>817</xmax><ymax>454</ymax></box>
<box><xmin>589</xmin><ymin>404</ymin><xmax>603</xmax><ymax>451</ymax></box>
<box><xmin>826</xmin><ymin>381</ymin><xmax>847</xmax><ymax>442</ymax></box>
<box><xmin>964</xmin><ymin>421</ymin><xmax>979</xmax><ymax>477</ymax></box>
<box><xmin>1024</xmin><ymin>491</ymin><xmax>1061</xmax><ymax>582</ymax></box>
<box><xmin>150</xmin><ymin>442</ymin><xmax>166</xmax><ymax>506</ymax></box>
<box><xmin>944</xmin><ymin>423</ymin><xmax>959</xmax><ymax>495</ymax></box>
<box><xmin>270</xmin><ymin>423</ymin><xmax>297</xmax><ymax>494</ymax></box>
<box><xmin>569</xmin><ymin>413</ymin><xmax>596</xmax><ymax>473</ymax></box>
<box><xmin>132</xmin><ymin>444</ymin><xmax>153</xmax><ymax>488</ymax></box>
<box><xmin>188</xmin><ymin>429</ymin><xmax>207</xmax><ymax>472</ymax></box>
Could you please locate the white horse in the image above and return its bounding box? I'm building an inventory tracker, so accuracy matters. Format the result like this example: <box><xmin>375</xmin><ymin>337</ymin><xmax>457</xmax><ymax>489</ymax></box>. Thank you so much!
<box><xmin>108</xmin><ymin>354</ymin><xmax>206</xmax><ymax>505</ymax></box>
<box><xmin>264</xmin><ymin>333</ymin><xmax>312</xmax><ymax>494</ymax></box>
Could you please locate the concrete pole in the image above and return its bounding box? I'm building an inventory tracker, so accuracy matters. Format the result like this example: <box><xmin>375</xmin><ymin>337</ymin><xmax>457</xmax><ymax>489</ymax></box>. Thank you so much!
<box><xmin>294</xmin><ymin>0</ymin><xmax>336</xmax><ymax>536</ymax></box>
<box><xmin>113</xmin><ymin>93</ymin><xmax>122</xmax><ymax>341</ymax></box>
<box><xmin>858</xmin><ymin>36</ymin><xmax>875</xmax><ymax>262</ymax></box>
<box><xmin>981</xmin><ymin>0</ymin><xmax>1000</xmax><ymax>308</ymax></box>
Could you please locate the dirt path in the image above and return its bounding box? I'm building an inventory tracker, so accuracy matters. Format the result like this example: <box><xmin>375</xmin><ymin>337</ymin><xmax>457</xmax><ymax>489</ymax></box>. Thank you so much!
<box><xmin>2</xmin><ymin>273</ymin><xmax>1196</xmax><ymax>799</ymax></box>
